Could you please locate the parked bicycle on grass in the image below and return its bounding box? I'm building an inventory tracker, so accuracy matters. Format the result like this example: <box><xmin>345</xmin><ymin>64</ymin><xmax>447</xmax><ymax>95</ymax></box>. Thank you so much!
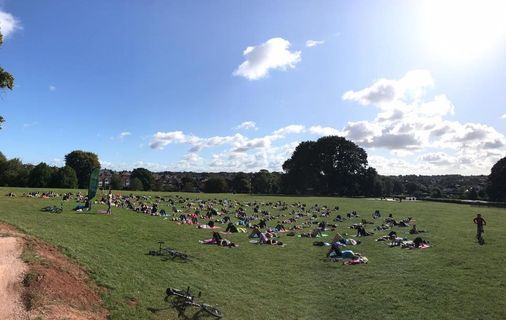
<box><xmin>148</xmin><ymin>241</ymin><xmax>190</xmax><ymax>261</ymax></box>
<box><xmin>165</xmin><ymin>287</ymin><xmax>223</xmax><ymax>318</ymax></box>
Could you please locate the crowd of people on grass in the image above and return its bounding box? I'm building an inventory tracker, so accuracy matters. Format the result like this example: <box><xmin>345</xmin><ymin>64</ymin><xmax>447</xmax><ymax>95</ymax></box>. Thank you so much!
<box><xmin>12</xmin><ymin>190</ymin><xmax>496</xmax><ymax>264</ymax></box>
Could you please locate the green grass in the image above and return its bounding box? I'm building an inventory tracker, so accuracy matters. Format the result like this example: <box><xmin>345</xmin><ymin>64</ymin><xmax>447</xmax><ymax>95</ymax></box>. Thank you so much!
<box><xmin>0</xmin><ymin>187</ymin><xmax>505</xmax><ymax>320</ymax></box>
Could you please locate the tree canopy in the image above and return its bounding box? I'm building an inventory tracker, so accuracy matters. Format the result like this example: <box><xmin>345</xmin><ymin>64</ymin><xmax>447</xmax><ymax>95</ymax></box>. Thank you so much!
<box><xmin>0</xmin><ymin>32</ymin><xmax>15</xmax><ymax>128</ymax></box>
<box><xmin>130</xmin><ymin>168</ymin><xmax>154</xmax><ymax>191</ymax></box>
<box><xmin>64</xmin><ymin>150</ymin><xmax>100</xmax><ymax>189</ymax></box>
<box><xmin>204</xmin><ymin>176</ymin><xmax>229</xmax><ymax>193</ymax></box>
<box><xmin>487</xmin><ymin>157</ymin><xmax>506</xmax><ymax>202</ymax></box>
<box><xmin>283</xmin><ymin>136</ymin><xmax>373</xmax><ymax>196</ymax></box>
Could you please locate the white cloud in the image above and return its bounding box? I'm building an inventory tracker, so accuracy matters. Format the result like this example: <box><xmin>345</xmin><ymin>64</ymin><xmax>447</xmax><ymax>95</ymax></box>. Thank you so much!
<box><xmin>234</xmin><ymin>121</ymin><xmax>257</xmax><ymax>130</ymax></box>
<box><xmin>49</xmin><ymin>85</ymin><xmax>56</xmax><ymax>91</ymax></box>
<box><xmin>305</xmin><ymin>40</ymin><xmax>324</xmax><ymax>48</ymax></box>
<box><xmin>233</xmin><ymin>37</ymin><xmax>301</xmax><ymax>80</ymax></box>
<box><xmin>340</xmin><ymin>70</ymin><xmax>506</xmax><ymax>174</ymax></box>
<box><xmin>0</xmin><ymin>11</ymin><xmax>21</xmax><ymax>38</ymax></box>
<box><xmin>308</xmin><ymin>125</ymin><xmax>342</xmax><ymax>136</ymax></box>
<box><xmin>110</xmin><ymin>131</ymin><xmax>132</xmax><ymax>141</ymax></box>
<box><xmin>271</xmin><ymin>124</ymin><xmax>305</xmax><ymax>137</ymax></box>
<box><xmin>342</xmin><ymin>70</ymin><xmax>433</xmax><ymax>106</ymax></box>
<box><xmin>502</xmin><ymin>114</ymin><xmax>506</xmax><ymax>119</ymax></box>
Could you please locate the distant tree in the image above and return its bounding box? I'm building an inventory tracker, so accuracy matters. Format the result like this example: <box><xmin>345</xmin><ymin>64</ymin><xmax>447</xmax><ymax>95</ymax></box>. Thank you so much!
<box><xmin>405</xmin><ymin>182</ymin><xmax>419</xmax><ymax>195</ymax></box>
<box><xmin>252</xmin><ymin>170</ymin><xmax>272</xmax><ymax>194</ymax></box>
<box><xmin>381</xmin><ymin>177</ymin><xmax>394</xmax><ymax>196</ymax></box>
<box><xmin>0</xmin><ymin>32</ymin><xmax>15</xmax><ymax>128</ymax></box>
<box><xmin>270</xmin><ymin>172</ymin><xmax>283</xmax><ymax>194</ymax></box>
<box><xmin>231</xmin><ymin>173</ymin><xmax>251</xmax><ymax>193</ymax></box>
<box><xmin>392</xmin><ymin>179</ymin><xmax>405</xmax><ymax>194</ymax></box>
<box><xmin>28</xmin><ymin>162</ymin><xmax>54</xmax><ymax>187</ymax></box>
<box><xmin>282</xmin><ymin>141</ymin><xmax>320</xmax><ymax>194</ymax></box>
<box><xmin>64</xmin><ymin>150</ymin><xmax>100</xmax><ymax>188</ymax></box>
<box><xmin>487</xmin><ymin>157</ymin><xmax>506</xmax><ymax>201</ymax></box>
<box><xmin>50</xmin><ymin>165</ymin><xmax>78</xmax><ymax>189</ymax></box>
<box><xmin>204</xmin><ymin>176</ymin><xmax>229</xmax><ymax>193</ymax></box>
<box><xmin>361</xmin><ymin>167</ymin><xmax>379</xmax><ymax>196</ymax></box>
<box><xmin>466</xmin><ymin>187</ymin><xmax>478</xmax><ymax>200</ymax></box>
<box><xmin>431</xmin><ymin>188</ymin><xmax>442</xmax><ymax>198</ymax></box>
<box><xmin>110</xmin><ymin>173</ymin><xmax>123</xmax><ymax>190</ymax></box>
<box><xmin>283</xmin><ymin>136</ymin><xmax>370</xmax><ymax>195</ymax></box>
<box><xmin>130</xmin><ymin>168</ymin><xmax>154</xmax><ymax>191</ymax></box>
<box><xmin>0</xmin><ymin>158</ymin><xmax>29</xmax><ymax>187</ymax></box>
<box><xmin>180</xmin><ymin>175</ymin><xmax>197</xmax><ymax>192</ymax></box>
<box><xmin>129</xmin><ymin>177</ymin><xmax>143</xmax><ymax>191</ymax></box>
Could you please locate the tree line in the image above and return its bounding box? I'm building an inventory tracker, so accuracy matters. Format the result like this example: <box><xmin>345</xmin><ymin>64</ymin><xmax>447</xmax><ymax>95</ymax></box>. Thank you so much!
<box><xmin>1</xmin><ymin>135</ymin><xmax>504</xmax><ymax>202</ymax></box>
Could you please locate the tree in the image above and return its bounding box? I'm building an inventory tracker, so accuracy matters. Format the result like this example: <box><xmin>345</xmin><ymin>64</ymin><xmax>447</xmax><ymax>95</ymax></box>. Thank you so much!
<box><xmin>252</xmin><ymin>170</ymin><xmax>272</xmax><ymax>194</ymax></box>
<box><xmin>28</xmin><ymin>162</ymin><xmax>54</xmax><ymax>187</ymax></box>
<box><xmin>204</xmin><ymin>176</ymin><xmax>229</xmax><ymax>193</ymax></box>
<box><xmin>0</xmin><ymin>32</ymin><xmax>15</xmax><ymax>128</ymax></box>
<box><xmin>487</xmin><ymin>157</ymin><xmax>506</xmax><ymax>201</ymax></box>
<box><xmin>283</xmin><ymin>136</ymin><xmax>371</xmax><ymax>195</ymax></box>
<box><xmin>130</xmin><ymin>168</ymin><xmax>154</xmax><ymax>191</ymax></box>
<box><xmin>392</xmin><ymin>179</ymin><xmax>405</xmax><ymax>194</ymax></box>
<box><xmin>180</xmin><ymin>174</ymin><xmax>197</xmax><ymax>192</ymax></box>
<box><xmin>0</xmin><ymin>158</ymin><xmax>29</xmax><ymax>187</ymax></box>
<box><xmin>129</xmin><ymin>177</ymin><xmax>143</xmax><ymax>191</ymax></box>
<box><xmin>110</xmin><ymin>173</ymin><xmax>123</xmax><ymax>190</ymax></box>
<box><xmin>405</xmin><ymin>182</ymin><xmax>419</xmax><ymax>195</ymax></box>
<box><xmin>231</xmin><ymin>173</ymin><xmax>251</xmax><ymax>193</ymax></box>
<box><xmin>282</xmin><ymin>141</ymin><xmax>320</xmax><ymax>194</ymax></box>
<box><xmin>64</xmin><ymin>150</ymin><xmax>100</xmax><ymax>188</ymax></box>
<box><xmin>50</xmin><ymin>165</ymin><xmax>78</xmax><ymax>189</ymax></box>
<box><xmin>431</xmin><ymin>188</ymin><xmax>442</xmax><ymax>198</ymax></box>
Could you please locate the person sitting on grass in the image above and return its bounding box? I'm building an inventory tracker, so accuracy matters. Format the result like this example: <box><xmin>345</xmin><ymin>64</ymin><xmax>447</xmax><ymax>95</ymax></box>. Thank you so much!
<box><xmin>409</xmin><ymin>224</ymin><xmax>426</xmax><ymax>234</ymax></box>
<box><xmin>356</xmin><ymin>225</ymin><xmax>373</xmax><ymax>237</ymax></box>
<box><xmin>199</xmin><ymin>231</ymin><xmax>222</xmax><ymax>244</ymax></box>
<box><xmin>249</xmin><ymin>226</ymin><xmax>262</xmax><ymax>238</ymax></box>
<box><xmin>225</xmin><ymin>222</ymin><xmax>239</xmax><ymax>233</ymax></box>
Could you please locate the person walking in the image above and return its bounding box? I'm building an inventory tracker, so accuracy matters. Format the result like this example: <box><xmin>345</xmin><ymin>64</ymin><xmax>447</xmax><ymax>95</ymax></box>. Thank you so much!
<box><xmin>473</xmin><ymin>213</ymin><xmax>486</xmax><ymax>244</ymax></box>
<box><xmin>106</xmin><ymin>189</ymin><xmax>113</xmax><ymax>215</ymax></box>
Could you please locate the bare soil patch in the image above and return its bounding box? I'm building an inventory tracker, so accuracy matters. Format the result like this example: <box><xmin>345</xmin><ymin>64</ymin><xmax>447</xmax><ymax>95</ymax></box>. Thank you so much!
<box><xmin>0</xmin><ymin>224</ymin><xmax>108</xmax><ymax>320</ymax></box>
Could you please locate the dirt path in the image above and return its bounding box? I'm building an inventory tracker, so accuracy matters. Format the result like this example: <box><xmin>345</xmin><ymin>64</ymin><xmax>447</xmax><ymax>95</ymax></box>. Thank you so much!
<box><xmin>0</xmin><ymin>224</ymin><xmax>108</xmax><ymax>320</ymax></box>
<box><xmin>0</xmin><ymin>236</ymin><xmax>28</xmax><ymax>320</ymax></box>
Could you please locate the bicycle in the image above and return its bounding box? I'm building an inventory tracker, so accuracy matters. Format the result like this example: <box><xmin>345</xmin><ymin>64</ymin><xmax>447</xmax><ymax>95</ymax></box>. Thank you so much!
<box><xmin>148</xmin><ymin>241</ymin><xmax>190</xmax><ymax>261</ymax></box>
<box><xmin>165</xmin><ymin>287</ymin><xmax>223</xmax><ymax>318</ymax></box>
<box><xmin>41</xmin><ymin>202</ymin><xmax>63</xmax><ymax>214</ymax></box>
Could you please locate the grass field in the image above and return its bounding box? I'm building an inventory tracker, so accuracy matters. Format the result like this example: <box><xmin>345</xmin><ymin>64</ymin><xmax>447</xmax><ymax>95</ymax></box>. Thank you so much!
<box><xmin>0</xmin><ymin>187</ymin><xmax>505</xmax><ymax>320</ymax></box>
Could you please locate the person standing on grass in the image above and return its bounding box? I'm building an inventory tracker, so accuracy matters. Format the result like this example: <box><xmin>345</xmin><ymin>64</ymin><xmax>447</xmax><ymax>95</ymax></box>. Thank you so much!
<box><xmin>106</xmin><ymin>189</ymin><xmax>113</xmax><ymax>215</ymax></box>
<box><xmin>473</xmin><ymin>213</ymin><xmax>486</xmax><ymax>240</ymax></box>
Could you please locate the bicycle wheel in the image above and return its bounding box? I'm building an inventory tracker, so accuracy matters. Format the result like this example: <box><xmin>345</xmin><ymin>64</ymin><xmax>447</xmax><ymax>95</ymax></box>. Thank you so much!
<box><xmin>201</xmin><ymin>304</ymin><xmax>223</xmax><ymax>318</ymax></box>
<box><xmin>166</xmin><ymin>288</ymin><xmax>185</xmax><ymax>296</ymax></box>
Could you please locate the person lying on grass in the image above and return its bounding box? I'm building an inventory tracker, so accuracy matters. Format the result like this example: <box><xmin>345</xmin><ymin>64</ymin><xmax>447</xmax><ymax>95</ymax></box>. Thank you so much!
<box><xmin>409</xmin><ymin>224</ymin><xmax>426</xmax><ymax>234</ymax></box>
<box><xmin>259</xmin><ymin>232</ymin><xmax>283</xmax><ymax>245</ymax></box>
<box><xmin>300</xmin><ymin>228</ymin><xmax>323</xmax><ymax>238</ymax></box>
<box><xmin>329</xmin><ymin>233</ymin><xmax>360</xmax><ymax>245</ymax></box>
<box><xmin>199</xmin><ymin>232</ymin><xmax>237</xmax><ymax>247</ymax></box>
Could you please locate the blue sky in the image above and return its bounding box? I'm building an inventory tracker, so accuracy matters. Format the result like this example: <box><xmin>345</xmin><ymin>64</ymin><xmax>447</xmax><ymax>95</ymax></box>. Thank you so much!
<box><xmin>0</xmin><ymin>0</ymin><xmax>505</xmax><ymax>174</ymax></box>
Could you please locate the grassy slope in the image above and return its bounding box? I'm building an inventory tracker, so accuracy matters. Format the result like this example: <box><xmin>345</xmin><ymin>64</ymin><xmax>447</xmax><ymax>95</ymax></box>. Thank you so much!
<box><xmin>0</xmin><ymin>187</ymin><xmax>505</xmax><ymax>320</ymax></box>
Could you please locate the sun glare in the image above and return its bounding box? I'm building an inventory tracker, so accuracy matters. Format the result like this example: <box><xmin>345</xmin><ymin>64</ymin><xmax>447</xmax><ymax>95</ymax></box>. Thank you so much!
<box><xmin>421</xmin><ymin>0</ymin><xmax>506</xmax><ymax>62</ymax></box>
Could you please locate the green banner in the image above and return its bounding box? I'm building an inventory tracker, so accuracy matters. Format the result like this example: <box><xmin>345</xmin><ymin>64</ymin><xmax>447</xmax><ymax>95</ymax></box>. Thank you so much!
<box><xmin>87</xmin><ymin>168</ymin><xmax>100</xmax><ymax>200</ymax></box>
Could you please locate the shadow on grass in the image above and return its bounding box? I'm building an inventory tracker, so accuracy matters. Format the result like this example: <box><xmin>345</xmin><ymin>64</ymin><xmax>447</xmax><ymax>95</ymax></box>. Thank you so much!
<box><xmin>147</xmin><ymin>304</ymin><xmax>215</xmax><ymax>320</ymax></box>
